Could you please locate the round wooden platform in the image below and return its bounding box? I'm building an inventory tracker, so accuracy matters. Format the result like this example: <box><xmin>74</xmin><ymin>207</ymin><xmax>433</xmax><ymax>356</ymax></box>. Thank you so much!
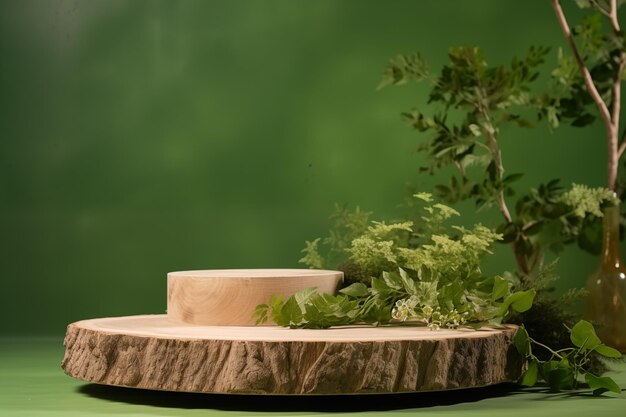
<box><xmin>62</xmin><ymin>315</ymin><xmax>523</xmax><ymax>395</ymax></box>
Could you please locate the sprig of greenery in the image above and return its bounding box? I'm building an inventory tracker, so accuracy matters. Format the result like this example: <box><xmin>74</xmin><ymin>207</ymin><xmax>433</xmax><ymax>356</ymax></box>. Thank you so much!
<box><xmin>515</xmin><ymin>320</ymin><xmax>622</xmax><ymax>395</ymax></box>
<box><xmin>257</xmin><ymin>194</ymin><xmax>536</xmax><ymax>329</ymax></box>
<box><xmin>254</xmin><ymin>268</ymin><xmax>535</xmax><ymax>329</ymax></box>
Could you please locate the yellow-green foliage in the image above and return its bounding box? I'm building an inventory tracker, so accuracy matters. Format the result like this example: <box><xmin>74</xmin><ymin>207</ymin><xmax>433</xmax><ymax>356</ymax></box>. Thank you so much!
<box><xmin>559</xmin><ymin>183</ymin><xmax>616</xmax><ymax>219</ymax></box>
<box><xmin>257</xmin><ymin>194</ymin><xmax>535</xmax><ymax>329</ymax></box>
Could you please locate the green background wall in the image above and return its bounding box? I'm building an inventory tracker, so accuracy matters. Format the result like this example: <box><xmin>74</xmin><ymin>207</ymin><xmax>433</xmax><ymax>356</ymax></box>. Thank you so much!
<box><xmin>0</xmin><ymin>0</ymin><xmax>619</xmax><ymax>336</ymax></box>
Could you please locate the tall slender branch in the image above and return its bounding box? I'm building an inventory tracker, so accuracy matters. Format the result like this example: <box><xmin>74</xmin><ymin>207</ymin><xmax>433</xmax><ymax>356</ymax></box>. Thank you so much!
<box><xmin>609</xmin><ymin>0</ymin><xmax>621</xmax><ymax>32</ymax></box>
<box><xmin>484</xmin><ymin>128</ymin><xmax>512</xmax><ymax>223</ymax></box>
<box><xmin>607</xmin><ymin>0</ymin><xmax>624</xmax><ymax>188</ymax></box>
<box><xmin>471</xmin><ymin>58</ymin><xmax>530</xmax><ymax>276</ymax></box>
<box><xmin>551</xmin><ymin>0</ymin><xmax>613</xmax><ymax>132</ymax></box>
<box><xmin>618</xmin><ymin>124</ymin><xmax>626</xmax><ymax>157</ymax></box>
<box><xmin>609</xmin><ymin>0</ymin><xmax>623</xmax><ymax>127</ymax></box>
<box><xmin>612</xmin><ymin>64</ymin><xmax>623</xmax><ymax>125</ymax></box>
<box><xmin>614</xmin><ymin>57</ymin><xmax>626</xmax><ymax>160</ymax></box>
<box><xmin>471</xmin><ymin>71</ymin><xmax>513</xmax><ymax>224</ymax></box>
<box><xmin>551</xmin><ymin>0</ymin><xmax>622</xmax><ymax>189</ymax></box>
<box><xmin>481</xmin><ymin>120</ymin><xmax>530</xmax><ymax>275</ymax></box>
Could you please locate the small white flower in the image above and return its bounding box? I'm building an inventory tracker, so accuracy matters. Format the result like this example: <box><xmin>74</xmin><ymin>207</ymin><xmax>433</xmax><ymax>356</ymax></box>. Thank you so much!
<box><xmin>422</xmin><ymin>305</ymin><xmax>433</xmax><ymax>317</ymax></box>
<box><xmin>428</xmin><ymin>322</ymin><xmax>440</xmax><ymax>331</ymax></box>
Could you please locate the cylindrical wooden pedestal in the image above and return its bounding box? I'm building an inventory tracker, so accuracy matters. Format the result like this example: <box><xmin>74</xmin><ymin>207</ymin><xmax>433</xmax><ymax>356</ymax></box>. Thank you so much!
<box><xmin>167</xmin><ymin>269</ymin><xmax>344</xmax><ymax>325</ymax></box>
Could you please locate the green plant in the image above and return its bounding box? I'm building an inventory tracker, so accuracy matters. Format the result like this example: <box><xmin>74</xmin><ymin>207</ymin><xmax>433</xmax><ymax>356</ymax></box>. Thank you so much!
<box><xmin>258</xmin><ymin>3</ymin><xmax>626</xmax><ymax>396</ymax></box>
<box><xmin>256</xmin><ymin>194</ymin><xmax>536</xmax><ymax>329</ymax></box>
<box><xmin>509</xmin><ymin>258</ymin><xmax>610</xmax><ymax>376</ymax></box>
<box><xmin>373</xmin><ymin>7</ymin><xmax>626</xmax><ymax>384</ymax></box>
<box><xmin>378</xmin><ymin>46</ymin><xmax>616</xmax><ymax>279</ymax></box>
<box><xmin>515</xmin><ymin>320</ymin><xmax>621</xmax><ymax>395</ymax></box>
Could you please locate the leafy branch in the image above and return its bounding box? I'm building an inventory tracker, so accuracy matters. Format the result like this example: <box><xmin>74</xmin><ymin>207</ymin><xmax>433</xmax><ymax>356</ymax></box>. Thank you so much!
<box><xmin>381</xmin><ymin>46</ymin><xmax>551</xmax><ymax>277</ymax></box>
<box><xmin>379</xmin><ymin>46</ymin><xmax>616</xmax><ymax>279</ymax></box>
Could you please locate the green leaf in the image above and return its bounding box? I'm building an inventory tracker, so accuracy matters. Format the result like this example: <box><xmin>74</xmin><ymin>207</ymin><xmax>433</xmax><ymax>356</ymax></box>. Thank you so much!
<box><xmin>282</xmin><ymin>296</ymin><xmax>304</xmax><ymax>326</ymax></box>
<box><xmin>362</xmin><ymin>297</ymin><xmax>393</xmax><ymax>324</ymax></box>
<box><xmin>577</xmin><ymin>215</ymin><xmax>602</xmax><ymax>255</ymax></box>
<box><xmin>503</xmin><ymin>173</ymin><xmax>524</xmax><ymax>184</ymax></box>
<box><xmin>339</xmin><ymin>282</ymin><xmax>369</xmax><ymax>298</ymax></box>
<box><xmin>468</xmin><ymin>123</ymin><xmax>482</xmax><ymax>137</ymax></box>
<box><xmin>299</xmin><ymin>238</ymin><xmax>324</xmax><ymax>269</ymax></box>
<box><xmin>540</xmin><ymin>361</ymin><xmax>574</xmax><ymax>391</ymax></box>
<box><xmin>520</xmin><ymin>359</ymin><xmax>538</xmax><ymax>386</ymax></box>
<box><xmin>547</xmin><ymin>368</ymin><xmax>575</xmax><ymax>391</ymax></box>
<box><xmin>371</xmin><ymin>276</ymin><xmax>391</xmax><ymax>296</ymax></box>
<box><xmin>514</xmin><ymin>326</ymin><xmax>530</xmax><ymax>356</ymax></box>
<box><xmin>378</xmin><ymin>53</ymin><xmax>429</xmax><ymax>89</ymax></box>
<box><xmin>497</xmin><ymin>222</ymin><xmax>518</xmax><ymax>244</ymax></box>
<box><xmin>303</xmin><ymin>293</ymin><xmax>359</xmax><ymax>328</ymax></box>
<box><xmin>487</xmin><ymin>160</ymin><xmax>498</xmax><ymax>183</ymax></box>
<box><xmin>511</xmin><ymin>289</ymin><xmax>535</xmax><ymax>312</ymax></box>
<box><xmin>571</xmin><ymin>113</ymin><xmax>595</xmax><ymax>127</ymax></box>
<box><xmin>492</xmin><ymin>276</ymin><xmax>509</xmax><ymax>301</ymax></box>
<box><xmin>460</xmin><ymin>154</ymin><xmax>491</xmax><ymax>170</ymax></box>
<box><xmin>253</xmin><ymin>303</ymin><xmax>269</xmax><ymax>325</ymax></box>
<box><xmin>414</xmin><ymin>192</ymin><xmax>434</xmax><ymax>202</ymax></box>
<box><xmin>594</xmin><ymin>344</ymin><xmax>623</xmax><ymax>358</ymax></box>
<box><xmin>585</xmin><ymin>373</ymin><xmax>621</xmax><ymax>396</ymax></box>
<box><xmin>512</xmin><ymin>117</ymin><xmax>534</xmax><ymax>128</ymax></box>
<box><xmin>268</xmin><ymin>295</ymin><xmax>286</xmax><ymax>325</ymax></box>
<box><xmin>499</xmin><ymin>289</ymin><xmax>536</xmax><ymax>315</ymax></box>
<box><xmin>382</xmin><ymin>271</ymin><xmax>403</xmax><ymax>290</ymax></box>
<box><xmin>416</xmin><ymin>281</ymin><xmax>439</xmax><ymax>306</ymax></box>
<box><xmin>273</xmin><ymin>287</ymin><xmax>319</xmax><ymax>328</ymax></box>
<box><xmin>294</xmin><ymin>287</ymin><xmax>318</xmax><ymax>309</ymax></box>
<box><xmin>398</xmin><ymin>267</ymin><xmax>418</xmax><ymax>295</ymax></box>
<box><xmin>570</xmin><ymin>320</ymin><xmax>602</xmax><ymax>350</ymax></box>
<box><xmin>523</xmin><ymin>220</ymin><xmax>544</xmax><ymax>236</ymax></box>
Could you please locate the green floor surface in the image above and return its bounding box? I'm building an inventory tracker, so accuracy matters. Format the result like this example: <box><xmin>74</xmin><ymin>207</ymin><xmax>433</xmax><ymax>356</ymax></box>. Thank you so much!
<box><xmin>1</xmin><ymin>338</ymin><xmax>625</xmax><ymax>417</ymax></box>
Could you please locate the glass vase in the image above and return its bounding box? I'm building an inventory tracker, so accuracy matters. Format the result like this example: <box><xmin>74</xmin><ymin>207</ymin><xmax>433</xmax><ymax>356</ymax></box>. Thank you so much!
<box><xmin>585</xmin><ymin>203</ymin><xmax>626</xmax><ymax>352</ymax></box>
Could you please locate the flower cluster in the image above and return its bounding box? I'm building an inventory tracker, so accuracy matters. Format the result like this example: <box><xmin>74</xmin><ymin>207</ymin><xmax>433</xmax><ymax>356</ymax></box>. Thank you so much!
<box><xmin>560</xmin><ymin>183</ymin><xmax>615</xmax><ymax>218</ymax></box>
<box><xmin>391</xmin><ymin>297</ymin><xmax>467</xmax><ymax>330</ymax></box>
<box><xmin>391</xmin><ymin>296</ymin><xmax>420</xmax><ymax>321</ymax></box>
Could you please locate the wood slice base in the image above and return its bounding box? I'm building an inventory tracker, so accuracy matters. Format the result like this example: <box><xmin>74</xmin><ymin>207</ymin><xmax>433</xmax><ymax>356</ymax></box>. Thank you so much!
<box><xmin>62</xmin><ymin>315</ymin><xmax>523</xmax><ymax>395</ymax></box>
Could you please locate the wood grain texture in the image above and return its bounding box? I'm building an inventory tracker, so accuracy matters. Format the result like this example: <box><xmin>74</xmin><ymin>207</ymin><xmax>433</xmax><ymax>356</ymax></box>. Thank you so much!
<box><xmin>62</xmin><ymin>315</ymin><xmax>523</xmax><ymax>395</ymax></box>
<box><xmin>167</xmin><ymin>269</ymin><xmax>344</xmax><ymax>326</ymax></box>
